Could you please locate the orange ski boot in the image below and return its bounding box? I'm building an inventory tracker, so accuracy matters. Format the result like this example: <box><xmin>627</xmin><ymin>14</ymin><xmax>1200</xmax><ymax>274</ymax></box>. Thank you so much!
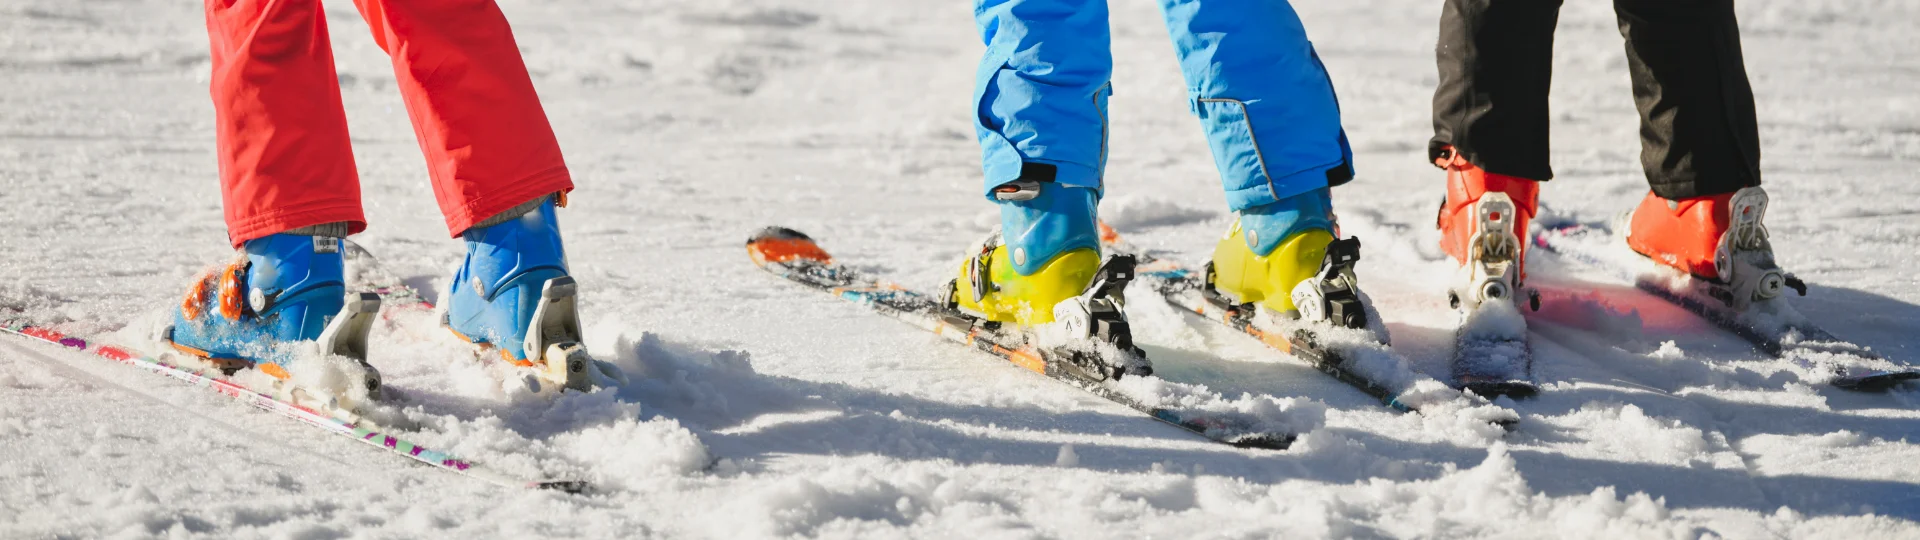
<box><xmin>1625</xmin><ymin>186</ymin><xmax>1800</xmax><ymax>310</ymax></box>
<box><xmin>1434</xmin><ymin>147</ymin><xmax>1541</xmax><ymax>311</ymax></box>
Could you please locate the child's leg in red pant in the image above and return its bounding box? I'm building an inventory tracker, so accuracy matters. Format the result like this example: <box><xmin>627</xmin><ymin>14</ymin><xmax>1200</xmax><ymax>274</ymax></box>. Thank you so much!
<box><xmin>205</xmin><ymin>0</ymin><xmax>366</xmax><ymax>248</ymax></box>
<box><xmin>352</xmin><ymin>0</ymin><xmax>575</xmax><ymax>237</ymax></box>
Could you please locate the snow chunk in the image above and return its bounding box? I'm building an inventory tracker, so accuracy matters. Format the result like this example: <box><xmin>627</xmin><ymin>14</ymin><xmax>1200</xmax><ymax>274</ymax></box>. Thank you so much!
<box><xmin>1109</xmin><ymin>376</ymin><xmax>1327</xmax><ymax>442</ymax></box>
<box><xmin>1807</xmin><ymin>430</ymin><xmax>1865</xmax><ymax>448</ymax></box>
<box><xmin>1548</xmin><ymin>403</ymin><xmax>1715</xmax><ymax>466</ymax></box>
<box><xmin>1363</xmin><ymin>443</ymin><xmax>1695</xmax><ymax>538</ymax></box>
<box><xmin>725</xmin><ymin>470</ymin><xmax>919</xmax><ymax>536</ymax></box>
<box><xmin>588</xmin><ymin>325</ymin><xmax>827</xmax><ymax>431</ymax></box>
<box><xmin>1460</xmin><ymin>300</ymin><xmax>1527</xmax><ymax>340</ymax></box>
<box><xmin>556</xmin><ymin>415</ymin><xmax>713</xmax><ymax>486</ymax></box>
<box><xmin>1649</xmin><ymin>341</ymin><xmax>1686</xmax><ymax>360</ymax></box>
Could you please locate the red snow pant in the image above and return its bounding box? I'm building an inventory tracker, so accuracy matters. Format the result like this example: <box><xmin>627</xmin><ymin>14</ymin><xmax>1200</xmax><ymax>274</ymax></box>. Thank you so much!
<box><xmin>206</xmin><ymin>0</ymin><xmax>573</xmax><ymax>247</ymax></box>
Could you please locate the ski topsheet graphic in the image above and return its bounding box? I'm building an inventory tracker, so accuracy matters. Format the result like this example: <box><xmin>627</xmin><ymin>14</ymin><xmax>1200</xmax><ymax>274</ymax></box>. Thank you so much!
<box><xmin>1535</xmin><ymin>219</ymin><xmax>1919</xmax><ymax>391</ymax></box>
<box><xmin>746</xmin><ymin>226</ymin><xmax>1320</xmax><ymax>449</ymax></box>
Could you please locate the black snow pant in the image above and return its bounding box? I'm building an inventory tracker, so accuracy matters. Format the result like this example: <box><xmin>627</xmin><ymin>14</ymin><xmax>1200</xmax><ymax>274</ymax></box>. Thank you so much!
<box><xmin>1429</xmin><ymin>0</ymin><xmax>1762</xmax><ymax>199</ymax></box>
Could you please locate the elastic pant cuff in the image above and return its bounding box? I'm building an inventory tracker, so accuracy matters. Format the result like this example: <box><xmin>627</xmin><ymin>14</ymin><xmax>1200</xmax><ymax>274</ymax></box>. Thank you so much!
<box><xmin>442</xmin><ymin>166</ymin><xmax>574</xmax><ymax>238</ymax></box>
<box><xmin>471</xmin><ymin>194</ymin><xmax>552</xmax><ymax>230</ymax></box>
<box><xmin>282</xmin><ymin>222</ymin><xmax>351</xmax><ymax>238</ymax></box>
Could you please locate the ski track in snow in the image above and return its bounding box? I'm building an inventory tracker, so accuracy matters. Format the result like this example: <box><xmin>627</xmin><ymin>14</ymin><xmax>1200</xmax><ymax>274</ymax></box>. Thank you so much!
<box><xmin>4</xmin><ymin>0</ymin><xmax>1920</xmax><ymax>537</ymax></box>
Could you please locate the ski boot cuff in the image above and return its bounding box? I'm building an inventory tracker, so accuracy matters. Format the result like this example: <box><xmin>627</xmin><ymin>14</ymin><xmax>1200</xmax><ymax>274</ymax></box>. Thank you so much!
<box><xmin>459</xmin><ymin>196</ymin><xmax>569</xmax><ymax>296</ymax></box>
<box><xmin>242</xmin><ymin>234</ymin><xmax>348</xmax><ymax>316</ymax></box>
<box><xmin>998</xmin><ymin>185</ymin><xmax>1100</xmax><ymax>276</ymax></box>
<box><xmin>1239</xmin><ymin>187</ymin><xmax>1335</xmax><ymax>256</ymax></box>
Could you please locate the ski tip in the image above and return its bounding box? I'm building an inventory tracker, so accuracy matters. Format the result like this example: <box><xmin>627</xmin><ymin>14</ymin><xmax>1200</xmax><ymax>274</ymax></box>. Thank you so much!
<box><xmin>747</xmin><ymin>226</ymin><xmax>832</xmax><ymax>266</ymax></box>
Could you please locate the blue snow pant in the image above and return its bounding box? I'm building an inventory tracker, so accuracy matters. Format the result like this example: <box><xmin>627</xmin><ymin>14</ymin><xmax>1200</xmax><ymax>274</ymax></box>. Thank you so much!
<box><xmin>972</xmin><ymin>0</ymin><xmax>1354</xmax><ymax>211</ymax></box>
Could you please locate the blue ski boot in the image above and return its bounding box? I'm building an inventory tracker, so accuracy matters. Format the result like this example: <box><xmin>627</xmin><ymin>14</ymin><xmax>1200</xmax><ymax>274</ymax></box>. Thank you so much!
<box><xmin>444</xmin><ymin>196</ymin><xmax>592</xmax><ymax>391</ymax></box>
<box><xmin>946</xmin><ymin>181</ymin><xmax>1150</xmax><ymax>379</ymax></box>
<box><xmin>166</xmin><ymin>233</ymin><xmax>382</xmax><ymax>393</ymax></box>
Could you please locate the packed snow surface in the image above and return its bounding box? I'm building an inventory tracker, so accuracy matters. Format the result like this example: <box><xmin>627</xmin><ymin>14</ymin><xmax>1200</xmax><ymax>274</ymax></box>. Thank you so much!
<box><xmin>4</xmin><ymin>0</ymin><xmax>1920</xmax><ymax>537</ymax></box>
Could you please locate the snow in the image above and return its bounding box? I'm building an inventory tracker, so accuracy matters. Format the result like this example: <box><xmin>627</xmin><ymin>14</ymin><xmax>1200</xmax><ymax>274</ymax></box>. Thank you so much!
<box><xmin>3</xmin><ymin>0</ymin><xmax>1920</xmax><ymax>537</ymax></box>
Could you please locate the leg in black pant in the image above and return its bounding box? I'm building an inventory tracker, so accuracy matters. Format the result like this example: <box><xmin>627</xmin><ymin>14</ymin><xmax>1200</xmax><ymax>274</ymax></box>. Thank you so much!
<box><xmin>1429</xmin><ymin>0</ymin><xmax>1563</xmax><ymax>181</ymax></box>
<box><xmin>1615</xmin><ymin>0</ymin><xmax>1761</xmax><ymax>199</ymax></box>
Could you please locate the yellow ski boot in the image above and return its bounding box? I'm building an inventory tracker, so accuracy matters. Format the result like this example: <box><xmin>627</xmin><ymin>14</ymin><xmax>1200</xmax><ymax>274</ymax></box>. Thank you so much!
<box><xmin>946</xmin><ymin>181</ymin><xmax>1150</xmax><ymax>378</ymax></box>
<box><xmin>1207</xmin><ymin>187</ymin><xmax>1368</xmax><ymax>329</ymax></box>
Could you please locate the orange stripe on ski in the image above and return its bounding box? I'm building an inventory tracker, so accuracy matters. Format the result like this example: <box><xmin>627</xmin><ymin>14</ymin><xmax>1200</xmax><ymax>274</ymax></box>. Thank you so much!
<box><xmin>988</xmin><ymin>344</ymin><xmax>1046</xmax><ymax>374</ymax></box>
<box><xmin>1245</xmin><ymin>326</ymin><xmax>1294</xmax><ymax>354</ymax></box>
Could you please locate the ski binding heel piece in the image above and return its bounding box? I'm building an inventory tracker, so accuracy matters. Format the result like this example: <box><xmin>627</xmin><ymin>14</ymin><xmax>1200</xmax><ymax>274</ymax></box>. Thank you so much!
<box><xmin>525</xmin><ymin>276</ymin><xmax>592</xmax><ymax>392</ymax></box>
<box><xmin>317</xmin><ymin>292</ymin><xmax>383</xmax><ymax>396</ymax></box>
<box><xmin>1450</xmin><ymin>193</ymin><xmax>1534</xmax><ymax>312</ymax></box>
<box><xmin>1290</xmin><ymin>237</ymin><xmax>1367</xmax><ymax>329</ymax></box>
<box><xmin>1710</xmin><ymin>187</ymin><xmax>1792</xmax><ymax>311</ymax></box>
<box><xmin>1051</xmin><ymin>254</ymin><xmax>1151</xmax><ymax>380</ymax></box>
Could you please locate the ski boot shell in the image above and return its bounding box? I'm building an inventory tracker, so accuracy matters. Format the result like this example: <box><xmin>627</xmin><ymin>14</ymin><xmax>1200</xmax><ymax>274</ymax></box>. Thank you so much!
<box><xmin>946</xmin><ymin>183</ymin><xmax>1150</xmax><ymax>378</ymax></box>
<box><xmin>1626</xmin><ymin>186</ymin><xmax>1797</xmax><ymax>310</ymax></box>
<box><xmin>951</xmin><ymin>185</ymin><xmax>1102</xmax><ymax>326</ymax></box>
<box><xmin>445</xmin><ymin>196</ymin><xmax>592</xmax><ymax>391</ymax></box>
<box><xmin>1209</xmin><ymin>187</ymin><xmax>1337</xmax><ymax>316</ymax></box>
<box><xmin>165</xmin><ymin>234</ymin><xmax>381</xmax><ymax>391</ymax></box>
<box><xmin>1435</xmin><ymin>148</ymin><xmax>1540</xmax><ymax>311</ymax></box>
<box><xmin>952</xmin><ymin>246</ymin><xmax>1101</xmax><ymax>325</ymax></box>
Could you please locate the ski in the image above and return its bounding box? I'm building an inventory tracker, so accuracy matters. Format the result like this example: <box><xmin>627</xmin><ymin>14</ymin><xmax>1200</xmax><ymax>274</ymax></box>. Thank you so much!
<box><xmin>1097</xmin><ymin>226</ymin><xmax>1525</xmax><ymax>424</ymax></box>
<box><xmin>1535</xmin><ymin>220</ymin><xmax>1919</xmax><ymax>391</ymax></box>
<box><xmin>745</xmin><ymin>227</ymin><xmax>1311</xmax><ymax>450</ymax></box>
<box><xmin>1449</xmin><ymin>304</ymin><xmax>1536</xmax><ymax>399</ymax></box>
<box><xmin>0</xmin><ymin>320</ymin><xmax>588</xmax><ymax>493</ymax></box>
<box><xmin>1439</xmin><ymin>192</ymin><xmax>1539</xmax><ymax>399</ymax></box>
